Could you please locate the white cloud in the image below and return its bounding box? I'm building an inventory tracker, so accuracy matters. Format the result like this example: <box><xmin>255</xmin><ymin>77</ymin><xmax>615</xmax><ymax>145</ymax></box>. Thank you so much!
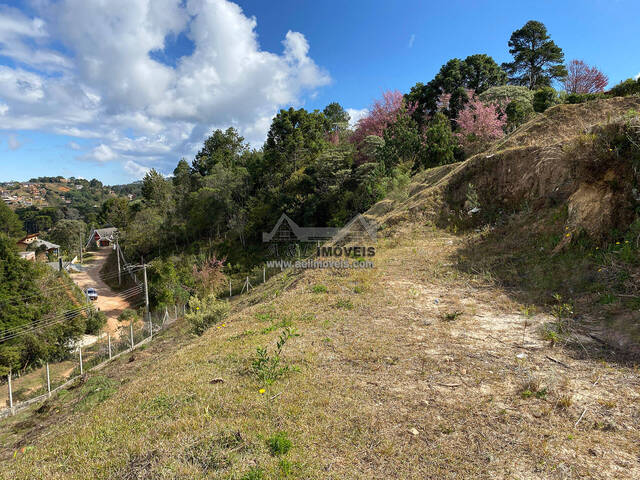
<box><xmin>346</xmin><ymin>108</ymin><xmax>369</xmax><ymax>128</ymax></box>
<box><xmin>7</xmin><ymin>134</ymin><xmax>21</xmax><ymax>150</ymax></box>
<box><xmin>0</xmin><ymin>0</ymin><xmax>331</xmax><ymax>179</ymax></box>
<box><xmin>635</xmin><ymin>72</ymin><xmax>640</xmax><ymax>80</ymax></box>
<box><xmin>67</xmin><ymin>141</ymin><xmax>81</xmax><ymax>150</ymax></box>
<box><xmin>86</xmin><ymin>144</ymin><xmax>118</xmax><ymax>162</ymax></box>
<box><xmin>124</xmin><ymin>160</ymin><xmax>151</xmax><ymax>178</ymax></box>
<box><xmin>408</xmin><ymin>34</ymin><xmax>415</xmax><ymax>48</ymax></box>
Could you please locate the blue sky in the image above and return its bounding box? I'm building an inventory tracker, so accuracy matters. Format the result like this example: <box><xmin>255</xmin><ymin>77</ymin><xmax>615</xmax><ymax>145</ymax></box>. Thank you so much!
<box><xmin>0</xmin><ymin>0</ymin><xmax>638</xmax><ymax>185</ymax></box>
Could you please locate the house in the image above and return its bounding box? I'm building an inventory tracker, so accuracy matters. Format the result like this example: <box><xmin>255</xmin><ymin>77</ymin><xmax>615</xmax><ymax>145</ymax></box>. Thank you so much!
<box><xmin>16</xmin><ymin>233</ymin><xmax>40</xmax><ymax>251</ymax></box>
<box><xmin>86</xmin><ymin>227</ymin><xmax>118</xmax><ymax>248</ymax></box>
<box><xmin>32</xmin><ymin>239</ymin><xmax>60</xmax><ymax>257</ymax></box>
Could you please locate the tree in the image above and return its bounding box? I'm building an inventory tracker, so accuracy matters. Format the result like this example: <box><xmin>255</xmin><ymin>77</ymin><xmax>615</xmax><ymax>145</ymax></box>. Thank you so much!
<box><xmin>456</xmin><ymin>97</ymin><xmax>506</xmax><ymax>154</ymax></box>
<box><xmin>99</xmin><ymin>197</ymin><xmax>130</xmax><ymax>228</ymax></box>
<box><xmin>415</xmin><ymin>112</ymin><xmax>458</xmax><ymax>171</ymax></box>
<box><xmin>0</xmin><ymin>202</ymin><xmax>24</xmax><ymax>239</ymax></box>
<box><xmin>351</xmin><ymin>91</ymin><xmax>404</xmax><ymax>148</ymax></box>
<box><xmin>406</xmin><ymin>55</ymin><xmax>506</xmax><ymax>124</ymax></box>
<box><xmin>48</xmin><ymin>219</ymin><xmax>87</xmax><ymax>256</ymax></box>
<box><xmin>192</xmin><ymin>128</ymin><xmax>248</xmax><ymax>175</ymax></box>
<box><xmin>502</xmin><ymin>20</ymin><xmax>567</xmax><ymax>89</ymax></box>
<box><xmin>141</xmin><ymin>169</ymin><xmax>173</xmax><ymax>209</ymax></box>
<box><xmin>323</xmin><ymin>102</ymin><xmax>350</xmax><ymax>133</ymax></box>
<box><xmin>563</xmin><ymin>60</ymin><xmax>608</xmax><ymax>94</ymax></box>
<box><xmin>533</xmin><ymin>87</ymin><xmax>559</xmax><ymax>112</ymax></box>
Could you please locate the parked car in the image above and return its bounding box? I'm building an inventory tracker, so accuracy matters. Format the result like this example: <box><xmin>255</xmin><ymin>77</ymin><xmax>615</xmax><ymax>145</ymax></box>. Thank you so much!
<box><xmin>86</xmin><ymin>288</ymin><xmax>98</xmax><ymax>301</ymax></box>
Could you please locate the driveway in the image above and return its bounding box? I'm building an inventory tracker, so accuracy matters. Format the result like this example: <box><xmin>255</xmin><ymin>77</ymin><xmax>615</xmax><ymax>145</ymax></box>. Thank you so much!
<box><xmin>69</xmin><ymin>248</ymin><xmax>141</xmax><ymax>337</ymax></box>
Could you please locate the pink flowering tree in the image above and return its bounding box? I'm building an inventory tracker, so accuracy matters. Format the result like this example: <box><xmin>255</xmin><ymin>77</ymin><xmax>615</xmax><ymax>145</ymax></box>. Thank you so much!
<box><xmin>455</xmin><ymin>96</ymin><xmax>506</xmax><ymax>155</ymax></box>
<box><xmin>351</xmin><ymin>90</ymin><xmax>409</xmax><ymax>163</ymax></box>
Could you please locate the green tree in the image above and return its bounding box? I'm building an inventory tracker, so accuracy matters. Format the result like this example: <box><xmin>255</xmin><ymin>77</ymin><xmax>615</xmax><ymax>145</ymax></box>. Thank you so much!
<box><xmin>462</xmin><ymin>54</ymin><xmax>508</xmax><ymax>93</ymax></box>
<box><xmin>141</xmin><ymin>169</ymin><xmax>174</xmax><ymax>209</ymax></box>
<box><xmin>323</xmin><ymin>102</ymin><xmax>350</xmax><ymax>133</ymax></box>
<box><xmin>48</xmin><ymin>219</ymin><xmax>87</xmax><ymax>256</ymax></box>
<box><xmin>502</xmin><ymin>20</ymin><xmax>567</xmax><ymax>89</ymax></box>
<box><xmin>415</xmin><ymin>112</ymin><xmax>457</xmax><ymax>171</ymax></box>
<box><xmin>0</xmin><ymin>202</ymin><xmax>25</xmax><ymax>239</ymax></box>
<box><xmin>99</xmin><ymin>197</ymin><xmax>130</xmax><ymax>228</ymax></box>
<box><xmin>533</xmin><ymin>86</ymin><xmax>559</xmax><ymax>112</ymax></box>
<box><xmin>192</xmin><ymin>127</ymin><xmax>248</xmax><ymax>175</ymax></box>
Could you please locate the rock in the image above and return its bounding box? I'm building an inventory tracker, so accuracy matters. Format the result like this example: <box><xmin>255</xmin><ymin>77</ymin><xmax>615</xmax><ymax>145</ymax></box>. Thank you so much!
<box><xmin>409</xmin><ymin>428</ymin><xmax>419</xmax><ymax>436</ymax></box>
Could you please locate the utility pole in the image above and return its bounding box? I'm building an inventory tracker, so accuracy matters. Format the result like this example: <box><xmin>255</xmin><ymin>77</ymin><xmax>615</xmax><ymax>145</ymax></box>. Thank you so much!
<box><xmin>7</xmin><ymin>372</ymin><xmax>13</xmax><ymax>415</ymax></box>
<box><xmin>116</xmin><ymin>238</ymin><xmax>121</xmax><ymax>286</ymax></box>
<box><xmin>79</xmin><ymin>234</ymin><xmax>83</xmax><ymax>263</ymax></box>
<box><xmin>142</xmin><ymin>258</ymin><xmax>149</xmax><ymax>322</ymax></box>
<box><xmin>46</xmin><ymin>363</ymin><xmax>51</xmax><ymax>398</ymax></box>
<box><xmin>79</xmin><ymin>348</ymin><xmax>83</xmax><ymax>375</ymax></box>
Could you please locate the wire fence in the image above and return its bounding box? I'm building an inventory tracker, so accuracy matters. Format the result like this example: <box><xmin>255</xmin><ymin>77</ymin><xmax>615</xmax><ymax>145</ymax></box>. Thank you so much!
<box><xmin>0</xmin><ymin>304</ymin><xmax>185</xmax><ymax>419</ymax></box>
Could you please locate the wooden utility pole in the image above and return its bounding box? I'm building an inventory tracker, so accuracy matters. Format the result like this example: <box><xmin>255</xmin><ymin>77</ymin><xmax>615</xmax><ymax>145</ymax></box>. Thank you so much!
<box><xmin>116</xmin><ymin>239</ymin><xmax>121</xmax><ymax>285</ymax></box>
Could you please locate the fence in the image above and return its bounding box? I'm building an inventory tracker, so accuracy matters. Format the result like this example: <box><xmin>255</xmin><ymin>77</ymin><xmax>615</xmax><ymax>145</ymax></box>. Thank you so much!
<box><xmin>0</xmin><ymin>304</ymin><xmax>185</xmax><ymax>419</ymax></box>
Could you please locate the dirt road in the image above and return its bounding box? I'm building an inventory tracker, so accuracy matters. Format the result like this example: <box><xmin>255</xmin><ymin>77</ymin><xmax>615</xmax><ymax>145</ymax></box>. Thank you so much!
<box><xmin>69</xmin><ymin>248</ymin><xmax>140</xmax><ymax>336</ymax></box>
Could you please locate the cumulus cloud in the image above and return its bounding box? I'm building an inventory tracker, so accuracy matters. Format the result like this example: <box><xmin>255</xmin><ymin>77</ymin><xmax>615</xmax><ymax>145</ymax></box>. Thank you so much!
<box><xmin>67</xmin><ymin>141</ymin><xmax>81</xmax><ymax>150</ymax></box>
<box><xmin>408</xmin><ymin>34</ymin><xmax>415</xmax><ymax>48</ymax></box>
<box><xmin>0</xmin><ymin>0</ymin><xmax>331</xmax><ymax>179</ymax></box>
<box><xmin>635</xmin><ymin>72</ymin><xmax>640</xmax><ymax>80</ymax></box>
<box><xmin>346</xmin><ymin>108</ymin><xmax>369</xmax><ymax>128</ymax></box>
<box><xmin>124</xmin><ymin>160</ymin><xmax>151</xmax><ymax>178</ymax></box>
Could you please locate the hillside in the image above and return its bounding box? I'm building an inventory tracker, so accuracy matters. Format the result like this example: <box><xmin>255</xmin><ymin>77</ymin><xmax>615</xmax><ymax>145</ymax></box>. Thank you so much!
<box><xmin>1</xmin><ymin>98</ymin><xmax>640</xmax><ymax>479</ymax></box>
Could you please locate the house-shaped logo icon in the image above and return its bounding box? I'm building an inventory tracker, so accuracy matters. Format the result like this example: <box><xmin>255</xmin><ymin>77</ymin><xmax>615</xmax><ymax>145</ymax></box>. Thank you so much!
<box><xmin>262</xmin><ymin>214</ymin><xmax>376</xmax><ymax>243</ymax></box>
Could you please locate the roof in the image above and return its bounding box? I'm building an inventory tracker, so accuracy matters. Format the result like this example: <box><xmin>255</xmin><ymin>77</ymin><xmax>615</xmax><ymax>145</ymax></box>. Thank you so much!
<box><xmin>33</xmin><ymin>239</ymin><xmax>60</xmax><ymax>250</ymax></box>
<box><xmin>94</xmin><ymin>227</ymin><xmax>118</xmax><ymax>239</ymax></box>
<box><xmin>17</xmin><ymin>233</ymin><xmax>40</xmax><ymax>243</ymax></box>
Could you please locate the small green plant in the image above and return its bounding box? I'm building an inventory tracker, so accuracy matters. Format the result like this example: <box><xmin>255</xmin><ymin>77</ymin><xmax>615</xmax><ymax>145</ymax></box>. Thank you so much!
<box><xmin>267</xmin><ymin>431</ymin><xmax>292</xmax><ymax>456</ymax></box>
<box><xmin>335</xmin><ymin>298</ymin><xmax>354</xmax><ymax>310</ymax></box>
<box><xmin>240</xmin><ymin>467</ymin><xmax>264</xmax><ymax>480</ymax></box>
<box><xmin>76</xmin><ymin>375</ymin><xmax>118</xmax><ymax>412</ymax></box>
<box><xmin>551</xmin><ymin>294</ymin><xmax>573</xmax><ymax>333</ymax></box>
<box><xmin>312</xmin><ymin>284</ymin><xmax>327</xmax><ymax>294</ymax></box>
<box><xmin>118</xmin><ymin>309</ymin><xmax>137</xmax><ymax>322</ymax></box>
<box><xmin>466</xmin><ymin>183</ymin><xmax>480</xmax><ymax>210</ymax></box>
<box><xmin>541</xmin><ymin>325</ymin><xmax>560</xmax><ymax>346</ymax></box>
<box><xmin>441</xmin><ymin>310</ymin><xmax>463</xmax><ymax>322</ymax></box>
<box><xmin>556</xmin><ymin>394</ymin><xmax>573</xmax><ymax>410</ymax></box>
<box><xmin>252</xmin><ymin>327</ymin><xmax>299</xmax><ymax>384</ymax></box>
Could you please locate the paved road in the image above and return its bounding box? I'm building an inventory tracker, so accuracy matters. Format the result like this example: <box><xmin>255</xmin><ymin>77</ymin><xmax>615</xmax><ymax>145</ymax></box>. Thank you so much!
<box><xmin>69</xmin><ymin>248</ymin><xmax>139</xmax><ymax>337</ymax></box>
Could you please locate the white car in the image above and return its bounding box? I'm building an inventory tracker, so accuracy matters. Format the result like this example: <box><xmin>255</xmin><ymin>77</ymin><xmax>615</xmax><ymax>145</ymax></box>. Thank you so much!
<box><xmin>86</xmin><ymin>288</ymin><xmax>98</xmax><ymax>301</ymax></box>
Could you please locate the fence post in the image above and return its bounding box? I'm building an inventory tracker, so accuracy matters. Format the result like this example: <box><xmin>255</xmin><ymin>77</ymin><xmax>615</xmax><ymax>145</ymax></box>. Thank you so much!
<box><xmin>130</xmin><ymin>322</ymin><xmax>134</xmax><ymax>350</ymax></box>
<box><xmin>108</xmin><ymin>334</ymin><xmax>112</xmax><ymax>359</ymax></box>
<box><xmin>229</xmin><ymin>279</ymin><xmax>232</xmax><ymax>297</ymax></box>
<box><xmin>263</xmin><ymin>266</ymin><xmax>266</xmax><ymax>283</ymax></box>
<box><xmin>79</xmin><ymin>348</ymin><xmax>83</xmax><ymax>375</ymax></box>
<box><xmin>175</xmin><ymin>305</ymin><xmax>177</xmax><ymax>320</ymax></box>
<box><xmin>46</xmin><ymin>363</ymin><xmax>51</xmax><ymax>398</ymax></box>
<box><xmin>7</xmin><ymin>372</ymin><xmax>13</xmax><ymax>415</ymax></box>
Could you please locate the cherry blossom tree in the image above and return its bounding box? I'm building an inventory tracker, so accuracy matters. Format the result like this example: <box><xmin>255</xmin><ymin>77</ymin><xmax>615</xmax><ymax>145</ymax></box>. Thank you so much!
<box><xmin>563</xmin><ymin>60</ymin><xmax>608</xmax><ymax>94</ymax></box>
<box><xmin>455</xmin><ymin>96</ymin><xmax>506</xmax><ymax>154</ymax></box>
<box><xmin>351</xmin><ymin>90</ymin><xmax>405</xmax><ymax>146</ymax></box>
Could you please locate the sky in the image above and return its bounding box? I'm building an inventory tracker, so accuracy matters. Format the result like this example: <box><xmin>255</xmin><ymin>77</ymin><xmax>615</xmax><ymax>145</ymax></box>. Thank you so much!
<box><xmin>0</xmin><ymin>0</ymin><xmax>638</xmax><ymax>185</ymax></box>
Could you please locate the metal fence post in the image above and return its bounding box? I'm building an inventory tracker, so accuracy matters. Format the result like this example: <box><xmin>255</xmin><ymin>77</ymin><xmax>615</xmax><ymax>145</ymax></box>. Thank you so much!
<box><xmin>108</xmin><ymin>334</ymin><xmax>112</xmax><ymax>359</ymax></box>
<box><xmin>46</xmin><ymin>363</ymin><xmax>51</xmax><ymax>398</ymax></box>
<box><xmin>79</xmin><ymin>348</ymin><xmax>83</xmax><ymax>375</ymax></box>
<box><xmin>130</xmin><ymin>322</ymin><xmax>134</xmax><ymax>350</ymax></box>
<box><xmin>229</xmin><ymin>279</ymin><xmax>232</xmax><ymax>297</ymax></box>
<box><xmin>263</xmin><ymin>266</ymin><xmax>266</xmax><ymax>283</ymax></box>
<box><xmin>7</xmin><ymin>372</ymin><xmax>13</xmax><ymax>415</ymax></box>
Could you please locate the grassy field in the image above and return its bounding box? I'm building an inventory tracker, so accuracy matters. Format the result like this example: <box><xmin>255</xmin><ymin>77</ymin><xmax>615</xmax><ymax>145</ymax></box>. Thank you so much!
<box><xmin>1</xmin><ymin>221</ymin><xmax>638</xmax><ymax>479</ymax></box>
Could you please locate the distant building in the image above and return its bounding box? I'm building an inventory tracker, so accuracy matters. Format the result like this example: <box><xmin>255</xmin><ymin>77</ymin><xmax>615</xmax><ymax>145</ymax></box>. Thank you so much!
<box><xmin>16</xmin><ymin>233</ymin><xmax>40</xmax><ymax>250</ymax></box>
<box><xmin>86</xmin><ymin>227</ymin><xmax>118</xmax><ymax>248</ymax></box>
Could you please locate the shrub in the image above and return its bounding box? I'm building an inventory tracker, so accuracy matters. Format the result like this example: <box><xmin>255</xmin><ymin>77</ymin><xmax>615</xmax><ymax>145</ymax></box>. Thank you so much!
<box><xmin>252</xmin><ymin>327</ymin><xmax>299</xmax><ymax>384</ymax></box>
<box><xmin>185</xmin><ymin>294</ymin><xmax>229</xmax><ymax>335</ymax></box>
<box><xmin>533</xmin><ymin>87</ymin><xmax>558</xmax><ymax>112</ymax></box>
<box><xmin>505</xmin><ymin>99</ymin><xmax>534</xmax><ymax>131</ymax></box>
<box><xmin>118</xmin><ymin>309</ymin><xmax>137</xmax><ymax>322</ymax></box>
<box><xmin>267</xmin><ymin>431</ymin><xmax>292</xmax><ymax>456</ymax></box>
<box><xmin>311</xmin><ymin>284</ymin><xmax>327</xmax><ymax>293</ymax></box>
<box><xmin>240</xmin><ymin>468</ymin><xmax>264</xmax><ymax>480</ymax></box>
<box><xmin>85</xmin><ymin>310</ymin><xmax>107</xmax><ymax>335</ymax></box>
<box><xmin>565</xmin><ymin>92</ymin><xmax>606</xmax><ymax>104</ymax></box>
<box><xmin>478</xmin><ymin>85</ymin><xmax>534</xmax><ymax>110</ymax></box>
<box><xmin>609</xmin><ymin>78</ymin><xmax>640</xmax><ymax>97</ymax></box>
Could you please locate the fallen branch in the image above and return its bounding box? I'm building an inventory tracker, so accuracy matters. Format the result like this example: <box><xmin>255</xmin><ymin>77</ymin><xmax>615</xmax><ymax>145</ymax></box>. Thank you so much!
<box><xmin>437</xmin><ymin>383</ymin><xmax>462</xmax><ymax>388</ymax></box>
<box><xmin>546</xmin><ymin>355</ymin><xmax>571</xmax><ymax>369</ymax></box>
<box><xmin>575</xmin><ymin>407</ymin><xmax>587</xmax><ymax>428</ymax></box>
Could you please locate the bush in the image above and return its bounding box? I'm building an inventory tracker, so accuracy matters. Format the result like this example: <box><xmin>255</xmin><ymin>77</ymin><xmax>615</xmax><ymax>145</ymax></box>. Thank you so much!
<box><xmin>565</xmin><ymin>92</ymin><xmax>606</xmax><ymax>104</ymax></box>
<box><xmin>505</xmin><ymin>99</ymin><xmax>534</xmax><ymax>131</ymax></box>
<box><xmin>185</xmin><ymin>294</ymin><xmax>229</xmax><ymax>335</ymax></box>
<box><xmin>609</xmin><ymin>78</ymin><xmax>640</xmax><ymax>97</ymax></box>
<box><xmin>118</xmin><ymin>309</ymin><xmax>137</xmax><ymax>322</ymax></box>
<box><xmin>478</xmin><ymin>85</ymin><xmax>534</xmax><ymax>110</ymax></box>
<box><xmin>85</xmin><ymin>310</ymin><xmax>107</xmax><ymax>335</ymax></box>
<box><xmin>533</xmin><ymin>87</ymin><xmax>558</xmax><ymax>113</ymax></box>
